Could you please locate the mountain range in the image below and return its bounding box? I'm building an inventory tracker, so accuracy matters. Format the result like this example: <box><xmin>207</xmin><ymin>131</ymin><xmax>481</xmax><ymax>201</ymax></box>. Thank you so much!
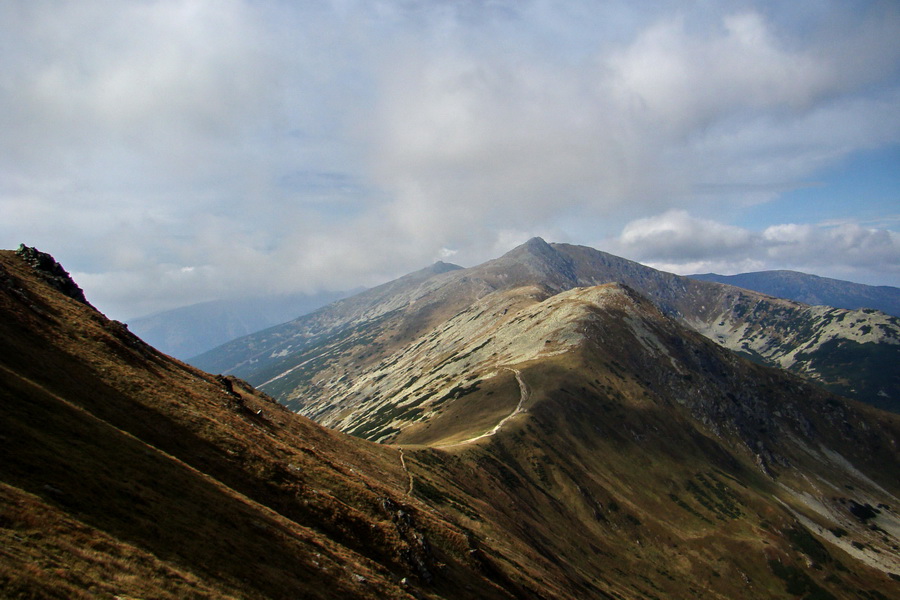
<box><xmin>195</xmin><ymin>238</ymin><xmax>900</xmax><ymax>414</ymax></box>
<box><xmin>3</xmin><ymin>243</ymin><xmax>900</xmax><ymax>599</ymax></box>
<box><xmin>690</xmin><ymin>270</ymin><xmax>900</xmax><ymax>318</ymax></box>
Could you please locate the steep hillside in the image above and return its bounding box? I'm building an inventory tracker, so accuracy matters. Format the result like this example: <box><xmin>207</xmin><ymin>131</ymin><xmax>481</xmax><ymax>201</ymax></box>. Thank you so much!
<box><xmin>198</xmin><ymin>238</ymin><xmax>900</xmax><ymax>412</ymax></box>
<box><xmin>545</xmin><ymin>241</ymin><xmax>900</xmax><ymax>411</ymax></box>
<box><xmin>691</xmin><ymin>270</ymin><xmax>900</xmax><ymax>318</ymax></box>
<box><xmin>0</xmin><ymin>247</ymin><xmax>520</xmax><ymax>600</ymax></box>
<box><xmin>3</xmin><ymin>245</ymin><xmax>899</xmax><ymax>599</ymax></box>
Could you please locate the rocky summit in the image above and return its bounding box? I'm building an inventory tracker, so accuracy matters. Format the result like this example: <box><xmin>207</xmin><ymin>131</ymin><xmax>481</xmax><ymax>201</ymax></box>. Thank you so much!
<box><xmin>3</xmin><ymin>244</ymin><xmax>900</xmax><ymax>599</ymax></box>
<box><xmin>13</xmin><ymin>244</ymin><xmax>93</xmax><ymax>307</ymax></box>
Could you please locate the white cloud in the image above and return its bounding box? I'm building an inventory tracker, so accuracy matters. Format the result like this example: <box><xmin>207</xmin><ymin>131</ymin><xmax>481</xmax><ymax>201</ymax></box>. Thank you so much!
<box><xmin>763</xmin><ymin>222</ymin><xmax>900</xmax><ymax>269</ymax></box>
<box><xmin>619</xmin><ymin>210</ymin><xmax>754</xmax><ymax>260</ymax></box>
<box><xmin>364</xmin><ymin>2</ymin><xmax>900</xmax><ymax>240</ymax></box>
<box><xmin>609</xmin><ymin>211</ymin><xmax>900</xmax><ymax>284</ymax></box>
<box><xmin>1</xmin><ymin>1</ymin><xmax>900</xmax><ymax>318</ymax></box>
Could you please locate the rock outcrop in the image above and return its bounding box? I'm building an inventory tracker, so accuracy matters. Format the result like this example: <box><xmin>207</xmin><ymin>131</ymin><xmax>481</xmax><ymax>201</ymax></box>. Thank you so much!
<box><xmin>15</xmin><ymin>244</ymin><xmax>92</xmax><ymax>307</ymax></box>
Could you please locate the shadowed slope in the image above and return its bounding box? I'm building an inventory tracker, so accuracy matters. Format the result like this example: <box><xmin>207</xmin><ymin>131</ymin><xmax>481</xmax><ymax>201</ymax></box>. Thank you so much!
<box><xmin>0</xmin><ymin>248</ymin><xmax>524</xmax><ymax>600</ymax></box>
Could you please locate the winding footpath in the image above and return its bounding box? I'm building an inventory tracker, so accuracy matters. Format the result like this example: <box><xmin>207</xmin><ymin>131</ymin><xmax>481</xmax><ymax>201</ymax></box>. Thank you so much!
<box><xmin>438</xmin><ymin>367</ymin><xmax>529</xmax><ymax>448</ymax></box>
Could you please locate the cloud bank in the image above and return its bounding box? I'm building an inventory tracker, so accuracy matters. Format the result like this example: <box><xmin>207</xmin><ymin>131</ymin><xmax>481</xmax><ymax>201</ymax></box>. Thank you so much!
<box><xmin>2</xmin><ymin>1</ymin><xmax>899</xmax><ymax>318</ymax></box>
<box><xmin>611</xmin><ymin>210</ymin><xmax>900</xmax><ymax>285</ymax></box>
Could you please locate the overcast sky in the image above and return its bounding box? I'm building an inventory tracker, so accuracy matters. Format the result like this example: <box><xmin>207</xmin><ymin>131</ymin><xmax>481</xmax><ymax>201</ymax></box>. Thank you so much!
<box><xmin>2</xmin><ymin>0</ymin><xmax>899</xmax><ymax>320</ymax></box>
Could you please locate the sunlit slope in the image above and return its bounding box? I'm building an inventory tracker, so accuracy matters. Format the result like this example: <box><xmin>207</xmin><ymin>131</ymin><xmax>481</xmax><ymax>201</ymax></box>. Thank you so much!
<box><xmin>391</xmin><ymin>283</ymin><xmax>900</xmax><ymax>598</ymax></box>
<box><xmin>198</xmin><ymin>238</ymin><xmax>899</xmax><ymax>413</ymax></box>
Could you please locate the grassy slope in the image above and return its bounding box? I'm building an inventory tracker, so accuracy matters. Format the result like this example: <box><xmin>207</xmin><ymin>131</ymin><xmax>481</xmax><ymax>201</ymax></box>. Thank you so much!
<box><xmin>0</xmin><ymin>250</ymin><xmax>524</xmax><ymax>600</ymax></box>
<box><xmin>399</xmin><ymin>353</ymin><xmax>900</xmax><ymax>599</ymax></box>
<box><xmin>390</xmin><ymin>290</ymin><xmax>900</xmax><ymax>599</ymax></box>
<box><xmin>3</xmin><ymin>247</ymin><xmax>899</xmax><ymax>599</ymax></box>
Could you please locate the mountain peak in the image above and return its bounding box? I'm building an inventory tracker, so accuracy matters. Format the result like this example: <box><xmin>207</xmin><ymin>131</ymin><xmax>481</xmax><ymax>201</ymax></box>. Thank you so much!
<box><xmin>500</xmin><ymin>236</ymin><xmax>552</xmax><ymax>257</ymax></box>
<box><xmin>428</xmin><ymin>260</ymin><xmax>463</xmax><ymax>274</ymax></box>
<box><xmin>15</xmin><ymin>244</ymin><xmax>93</xmax><ymax>307</ymax></box>
<box><xmin>523</xmin><ymin>235</ymin><xmax>551</xmax><ymax>249</ymax></box>
<box><xmin>499</xmin><ymin>237</ymin><xmax>578</xmax><ymax>288</ymax></box>
<box><xmin>518</xmin><ymin>236</ymin><xmax>559</xmax><ymax>261</ymax></box>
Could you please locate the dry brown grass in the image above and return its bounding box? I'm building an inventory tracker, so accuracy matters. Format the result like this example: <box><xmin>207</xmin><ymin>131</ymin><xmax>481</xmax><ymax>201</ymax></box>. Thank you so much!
<box><xmin>0</xmin><ymin>250</ymin><xmax>523</xmax><ymax>599</ymax></box>
<box><xmin>3</xmin><ymin>248</ymin><xmax>899</xmax><ymax>599</ymax></box>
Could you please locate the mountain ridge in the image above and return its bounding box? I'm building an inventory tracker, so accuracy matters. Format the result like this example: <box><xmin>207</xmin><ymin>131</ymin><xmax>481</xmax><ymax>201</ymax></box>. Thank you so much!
<box><xmin>690</xmin><ymin>269</ymin><xmax>900</xmax><ymax>318</ymax></box>
<box><xmin>0</xmin><ymin>247</ymin><xmax>529</xmax><ymax>599</ymax></box>
<box><xmin>195</xmin><ymin>238</ymin><xmax>900</xmax><ymax>412</ymax></box>
<box><xmin>3</xmin><ymin>245</ymin><xmax>900</xmax><ymax>598</ymax></box>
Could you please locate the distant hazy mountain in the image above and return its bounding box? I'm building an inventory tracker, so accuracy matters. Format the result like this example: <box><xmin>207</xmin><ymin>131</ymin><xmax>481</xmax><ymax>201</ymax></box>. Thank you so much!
<box><xmin>690</xmin><ymin>270</ymin><xmax>900</xmax><ymax>318</ymax></box>
<box><xmin>127</xmin><ymin>291</ymin><xmax>353</xmax><ymax>360</ymax></box>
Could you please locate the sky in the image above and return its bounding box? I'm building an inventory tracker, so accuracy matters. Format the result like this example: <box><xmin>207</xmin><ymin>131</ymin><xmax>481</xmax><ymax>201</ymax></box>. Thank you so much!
<box><xmin>2</xmin><ymin>0</ymin><xmax>899</xmax><ymax>321</ymax></box>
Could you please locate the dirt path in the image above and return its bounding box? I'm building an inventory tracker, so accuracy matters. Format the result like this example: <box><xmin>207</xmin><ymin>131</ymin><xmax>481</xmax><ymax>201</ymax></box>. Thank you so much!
<box><xmin>398</xmin><ymin>447</ymin><xmax>414</xmax><ymax>495</ymax></box>
<box><xmin>437</xmin><ymin>368</ymin><xmax>529</xmax><ymax>448</ymax></box>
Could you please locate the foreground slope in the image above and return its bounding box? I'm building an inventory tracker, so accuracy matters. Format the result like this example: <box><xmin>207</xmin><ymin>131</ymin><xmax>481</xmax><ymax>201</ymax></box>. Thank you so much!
<box><xmin>691</xmin><ymin>270</ymin><xmax>900</xmax><ymax>318</ymax></box>
<box><xmin>3</xmin><ymin>245</ymin><xmax>900</xmax><ymax>599</ymax></box>
<box><xmin>0</xmin><ymin>247</ymin><xmax>522</xmax><ymax>600</ymax></box>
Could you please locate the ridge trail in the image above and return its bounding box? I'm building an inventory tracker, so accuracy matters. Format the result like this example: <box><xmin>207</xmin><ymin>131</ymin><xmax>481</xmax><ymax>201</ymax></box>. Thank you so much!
<box><xmin>438</xmin><ymin>367</ymin><xmax>529</xmax><ymax>448</ymax></box>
